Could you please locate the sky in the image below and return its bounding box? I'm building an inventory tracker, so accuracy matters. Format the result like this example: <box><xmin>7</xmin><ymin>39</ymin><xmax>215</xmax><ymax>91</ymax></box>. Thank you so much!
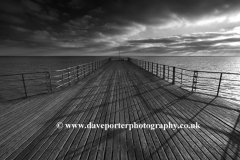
<box><xmin>1</xmin><ymin>0</ymin><xmax>240</xmax><ymax>56</ymax></box>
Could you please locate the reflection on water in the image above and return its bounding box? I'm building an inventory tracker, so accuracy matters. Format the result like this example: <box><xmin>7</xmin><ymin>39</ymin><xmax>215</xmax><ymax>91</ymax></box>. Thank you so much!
<box><xmin>134</xmin><ymin>56</ymin><xmax>240</xmax><ymax>101</ymax></box>
<box><xmin>136</xmin><ymin>56</ymin><xmax>240</xmax><ymax>73</ymax></box>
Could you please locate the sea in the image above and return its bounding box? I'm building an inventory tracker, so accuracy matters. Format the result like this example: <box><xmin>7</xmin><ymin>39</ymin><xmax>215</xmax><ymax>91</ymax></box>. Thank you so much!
<box><xmin>0</xmin><ymin>56</ymin><xmax>240</xmax><ymax>75</ymax></box>
<box><xmin>0</xmin><ymin>56</ymin><xmax>240</xmax><ymax>101</ymax></box>
<box><xmin>0</xmin><ymin>56</ymin><xmax>108</xmax><ymax>75</ymax></box>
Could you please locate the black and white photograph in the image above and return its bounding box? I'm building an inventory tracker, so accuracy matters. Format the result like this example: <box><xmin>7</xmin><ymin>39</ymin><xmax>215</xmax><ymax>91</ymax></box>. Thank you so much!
<box><xmin>0</xmin><ymin>0</ymin><xmax>240</xmax><ymax>159</ymax></box>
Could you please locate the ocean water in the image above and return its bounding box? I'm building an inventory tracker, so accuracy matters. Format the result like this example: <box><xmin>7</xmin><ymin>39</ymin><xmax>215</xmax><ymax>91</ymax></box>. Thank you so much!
<box><xmin>133</xmin><ymin>56</ymin><xmax>240</xmax><ymax>101</ymax></box>
<box><xmin>135</xmin><ymin>56</ymin><xmax>240</xmax><ymax>73</ymax></box>
<box><xmin>0</xmin><ymin>56</ymin><xmax>108</xmax><ymax>75</ymax></box>
<box><xmin>1</xmin><ymin>56</ymin><xmax>240</xmax><ymax>75</ymax></box>
<box><xmin>0</xmin><ymin>56</ymin><xmax>240</xmax><ymax>101</ymax></box>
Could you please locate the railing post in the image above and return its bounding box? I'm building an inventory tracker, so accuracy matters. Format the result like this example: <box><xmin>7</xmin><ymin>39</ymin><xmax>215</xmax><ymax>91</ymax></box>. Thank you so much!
<box><xmin>160</xmin><ymin>65</ymin><xmax>162</xmax><ymax>77</ymax></box>
<box><xmin>62</xmin><ymin>71</ymin><xmax>64</xmax><ymax>85</ymax></box>
<box><xmin>145</xmin><ymin>61</ymin><xmax>146</xmax><ymax>70</ymax></box>
<box><xmin>92</xmin><ymin>62</ymin><xmax>94</xmax><ymax>72</ymax></box>
<box><xmin>48</xmin><ymin>71</ymin><xmax>52</xmax><ymax>92</ymax></box>
<box><xmin>172</xmin><ymin>67</ymin><xmax>175</xmax><ymax>84</ymax></box>
<box><xmin>192</xmin><ymin>71</ymin><xmax>198</xmax><ymax>92</ymax></box>
<box><xmin>72</xmin><ymin>68</ymin><xmax>75</xmax><ymax>82</ymax></box>
<box><xmin>181</xmin><ymin>69</ymin><xmax>183</xmax><ymax>85</ymax></box>
<box><xmin>148</xmin><ymin>62</ymin><xmax>150</xmax><ymax>72</ymax></box>
<box><xmin>83</xmin><ymin>64</ymin><xmax>85</xmax><ymax>77</ymax></box>
<box><xmin>68</xmin><ymin>68</ymin><xmax>71</xmax><ymax>86</ymax></box>
<box><xmin>152</xmin><ymin>63</ymin><xmax>154</xmax><ymax>73</ymax></box>
<box><xmin>156</xmin><ymin>64</ymin><xmax>159</xmax><ymax>76</ymax></box>
<box><xmin>89</xmin><ymin>63</ymin><xmax>90</xmax><ymax>74</ymax></box>
<box><xmin>163</xmin><ymin>65</ymin><xmax>165</xmax><ymax>80</ymax></box>
<box><xmin>168</xmin><ymin>66</ymin><xmax>169</xmax><ymax>80</ymax></box>
<box><xmin>217</xmin><ymin>73</ymin><xmax>222</xmax><ymax>96</ymax></box>
<box><xmin>22</xmin><ymin>74</ymin><xmax>27</xmax><ymax>97</ymax></box>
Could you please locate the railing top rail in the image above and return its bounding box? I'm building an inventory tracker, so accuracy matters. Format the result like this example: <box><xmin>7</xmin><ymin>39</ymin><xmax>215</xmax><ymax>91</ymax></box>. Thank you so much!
<box><xmin>0</xmin><ymin>71</ymin><xmax>49</xmax><ymax>77</ymax></box>
<box><xmin>51</xmin><ymin>58</ymin><xmax>109</xmax><ymax>72</ymax></box>
<box><xmin>130</xmin><ymin>58</ymin><xmax>240</xmax><ymax>75</ymax></box>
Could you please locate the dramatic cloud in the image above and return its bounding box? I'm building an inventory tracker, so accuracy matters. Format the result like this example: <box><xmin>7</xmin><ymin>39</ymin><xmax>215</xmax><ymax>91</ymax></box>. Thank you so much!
<box><xmin>1</xmin><ymin>0</ymin><xmax>240</xmax><ymax>55</ymax></box>
<box><xmin>125</xmin><ymin>27</ymin><xmax>240</xmax><ymax>56</ymax></box>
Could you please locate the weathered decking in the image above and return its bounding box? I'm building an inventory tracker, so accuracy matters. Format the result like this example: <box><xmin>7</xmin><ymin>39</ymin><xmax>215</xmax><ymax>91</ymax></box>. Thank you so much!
<box><xmin>0</xmin><ymin>60</ymin><xmax>240</xmax><ymax>160</ymax></box>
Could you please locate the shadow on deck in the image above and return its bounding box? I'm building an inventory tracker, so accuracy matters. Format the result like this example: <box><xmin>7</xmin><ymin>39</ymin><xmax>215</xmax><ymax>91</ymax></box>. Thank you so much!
<box><xmin>0</xmin><ymin>61</ymin><xmax>239</xmax><ymax>160</ymax></box>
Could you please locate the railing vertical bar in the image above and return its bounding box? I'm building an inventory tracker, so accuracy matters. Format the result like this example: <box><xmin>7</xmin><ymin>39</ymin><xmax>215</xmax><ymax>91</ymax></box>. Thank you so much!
<box><xmin>152</xmin><ymin>62</ymin><xmax>154</xmax><ymax>73</ymax></box>
<box><xmin>83</xmin><ymin>64</ymin><xmax>85</xmax><ymax>77</ymax></box>
<box><xmin>22</xmin><ymin>74</ymin><xmax>27</xmax><ymax>97</ymax></box>
<box><xmin>77</xmin><ymin>66</ymin><xmax>80</xmax><ymax>80</ymax></box>
<box><xmin>172</xmin><ymin>67</ymin><xmax>175</xmax><ymax>84</ymax></box>
<box><xmin>92</xmin><ymin>62</ymin><xmax>94</xmax><ymax>72</ymax></box>
<box><xmin>168</xmin><ymin>66</ymin><xmax>169</xmax><ymax>81</ymax></box>
<box><xmin>181</xmin><ymin>69</ymin><xmax>183</xmax><ymax>85</ymax></box>
<box><xmin>148</xmin><ymin>62</ymin><xmax>149</xmax><ymax>72</ymax></box>
<box><xmin>192</xmin><ymin>71</ymin><xmax>198</xmax><ymax>92</ymax></box>
<box><xmin>68</xmin><ymin>68</ymin><xmax>71</xmax><ymax>86</ymax></box>
<box><xmin>217</xmin><ymin>73</ymin><xmax>223</xmax><ymax>96</ymax></box>
<box><xmin>160</xmin><ymin>65</ymin><xmax>162</xmax><ymax>78</ymax></box>
<box><xmin>48</xmin><ymin>71</ymin><xmax>52</xmax><ymax>92</ymax></box>
<box><xmin>163</xmin><ymin>65</ymin><xmax>165</xmax><ymax>80</ymax></box>
<box><xmin>62</xmin><ymin>71</ymin><xmax>64</xmax><ymax>85</ymax></box>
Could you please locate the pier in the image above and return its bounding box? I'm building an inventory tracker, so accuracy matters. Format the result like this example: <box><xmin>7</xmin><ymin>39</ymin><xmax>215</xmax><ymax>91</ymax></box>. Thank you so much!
<box><xmin>0</xmin><ymin>58</ymin><xmax>240</xmax><ymax>160</ymax></box>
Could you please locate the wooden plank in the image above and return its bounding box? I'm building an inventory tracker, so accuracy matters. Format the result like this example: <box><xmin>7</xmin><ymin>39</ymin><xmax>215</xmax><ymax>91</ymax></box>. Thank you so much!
<box><xmin>87</xmin><ymin>66</ymin><xmax>116</xmax><ymax>160</ymax></box>
<box><xmin>1</xmin><ymin>60</ymin><xmax>240</xmax><ymax>160</ymax></box>
<box><xmin>56</xmin><ymin>67</ymin><xmax>111</xmax><ymax>160</ymax></box>
<box><xmin>0</xmin><ymin>62</ymin><xmax>112</xmax><ymax>160</ymax></box>
<box><xmin>129</xmin><ymin>62</ymin><xmax>240</xmax><ymax>160</ymax></box>
<box><xmin>132</xmin><ymin>71</ymin><xmax>202</xmax><ymax>160</ymax></box>
<box><xmin>41</xmin><ymin>73</ymin><xmax>107</xmax><ymax>160</ymax></box>
<box><xmin>71</xmin><ymin>65</ymin><xmax>113</xmax><ymax>160</ymax></box>
<box><xmin>130</xmin><ymin>65</ymin><xmax>217</xmax><ymax>159</ymax></box>
<box><xmin>118</xmin><ymin>67</ymin><xmax>128</xmax><ymax>160</ymax></box>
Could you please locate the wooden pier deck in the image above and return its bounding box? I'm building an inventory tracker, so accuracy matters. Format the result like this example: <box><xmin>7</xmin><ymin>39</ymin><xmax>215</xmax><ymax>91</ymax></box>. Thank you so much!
<box><xmin>0</xmin><ymin>60</ymin><xmax>240</xmax><ymax>160</ymax></box>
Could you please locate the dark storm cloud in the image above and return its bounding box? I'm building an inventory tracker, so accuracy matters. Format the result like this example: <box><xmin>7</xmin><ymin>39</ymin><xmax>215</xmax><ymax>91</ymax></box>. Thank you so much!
<box><xmin>1</xmin><ymin>0</ymin><xmax>240</xmax><ymax>31</ymax></box>
<box><xmin>92</xmin><ymin>0</ymin><xmax>240</xmax><ymax>26</ymax></box>
<box><xmin>1</xmin><ymin>0</ymin><xmax>240</xmax><ymax>55</ymax></box>
<box><xmin>0</xmin><ymin>0</ymin><xmax>59</xmax><ymax>25</ymax></box>
<box><xmin>0</xmin><ymin>14</ymin><xmax>25</xmax><ymax>24</ymax></box>
<box><xmin>128</xmin><ymin>38</ymin><xmax>178</xmax><ymax>44</ymax></box>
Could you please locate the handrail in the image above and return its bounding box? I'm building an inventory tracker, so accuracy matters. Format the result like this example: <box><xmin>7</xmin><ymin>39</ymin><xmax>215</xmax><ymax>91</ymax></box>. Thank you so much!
<box><xmin>0</xmin><ymin>71</ymin><xmax>49</xmax><ymax>77</ymax></box>
<box><xmin>128</xmin><ymin>57</ymin><xmax>240</xmax><ymax>101</ymax></box>
<box><xmin>0</xmin><ymin>57</ymin><xmax>111</xmax><ymax>101</ymax></box>
<box><xmin>136</xmin><ymin>61</ymin><xmax>240</xmax><ymax>75</ymax></box>
<box><xmin>50</xmin><ymin>58</ymin><xmax>111</xmax><ymax>89</ymax></box>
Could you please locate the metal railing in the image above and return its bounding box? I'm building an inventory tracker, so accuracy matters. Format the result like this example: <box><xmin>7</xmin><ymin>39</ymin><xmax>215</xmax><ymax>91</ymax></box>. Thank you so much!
<box><xmin>129</xmin><ymin>58</ymin><xmax>240</xmax><ymax>101</ymax></box>
<box><xmin>50</xmin><ymin>58</ymin><xmax>110</xmax><ymax>89</ymax></box>
<box><xmin>0</xmin><ymin>58</ymin><xmax>111</xmax><ymax>101</ymax></box>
